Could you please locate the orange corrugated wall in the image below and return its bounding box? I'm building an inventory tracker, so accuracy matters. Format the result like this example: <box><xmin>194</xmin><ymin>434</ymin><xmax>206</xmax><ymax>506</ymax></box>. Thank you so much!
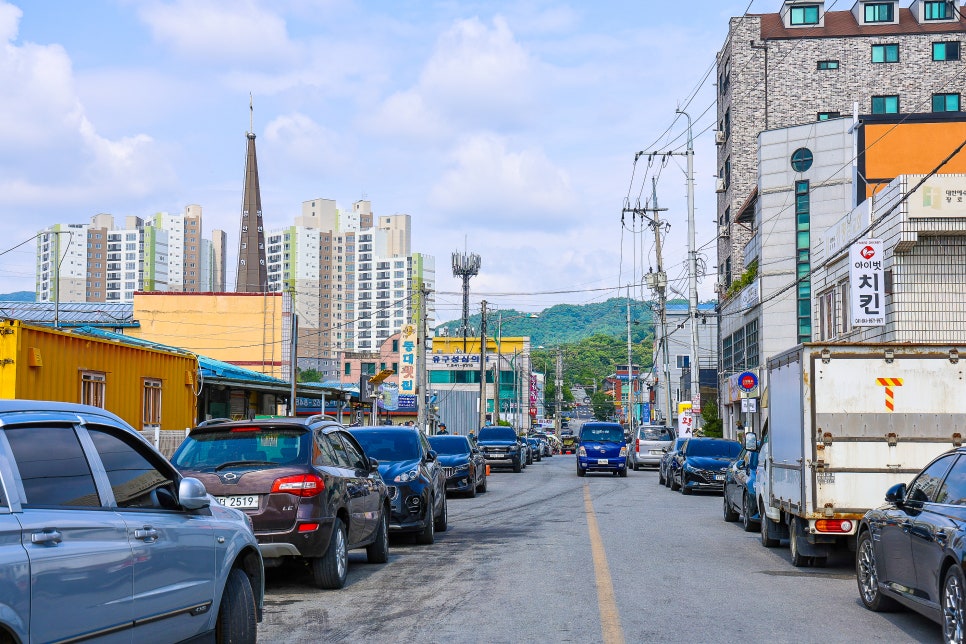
<box><xmin>864</xmin><ymin>121</ymin><xmax>966</xmax><ymax>198</ymax></box>
<box><xmin>0</xmin><ymin>320</ymin><xmax>197</xmax><ymax>430</ymax></box>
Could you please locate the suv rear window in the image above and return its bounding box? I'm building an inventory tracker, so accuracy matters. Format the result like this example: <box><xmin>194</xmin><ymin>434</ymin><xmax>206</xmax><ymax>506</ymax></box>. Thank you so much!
<box><xmin>478</xmin><ymin>427</ymin><xmax>517</xmax><ymax>441</ymax></box>
<box><xmin>171</xmin><ymin>427</ymin><xmax>309</xmax><ymax>469</ymax></box>
<box><xmin>639</xmin><ymin>427</ymin><xmax>672</xmax><ymax>441</ymax></box>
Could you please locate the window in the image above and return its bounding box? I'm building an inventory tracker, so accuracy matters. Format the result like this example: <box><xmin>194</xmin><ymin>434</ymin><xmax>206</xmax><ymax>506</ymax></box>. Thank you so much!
<box><xmin>934</xmin><ymin>42</ymin><xmax>961</xmax><ymax>61</ymax></box>
<box><xmin>925</xmin><ymin>1</ymin><xmax>952</xmax><ymax>20</ymax></box>
<box><xmin>5</xmin><ymin>425</ymin><xmax>100</xmax><ymax>507</ymax></box>
<box><xmin>796</xmin><ymin>180</ymin><xmax>812</xmax><ymax>343</ymax></box>
<box><xmin>142</xmin><ymin>379</ymin><xmax>162</xmax><ymax>430</ymax></box>
<box><xmin>88</xmin><ymin>427</ymin><xmax>178</xmax><ymax>510</ymax></box>
<box><xmin>838</xmin><ymin>282</ymin><xmax>851</xmax><ymax>335</ymax></box>
<box><xmin>81</xmin><ymin>371</ymin><xmax>106</xmax><ymax>408</ymax></box>
<box><xmin>325</xmin><ymin>433</ymin><xmax>352</xmax><ymax>468</ymax></box>
<box><xmin>872</xmin><ymin>95</ymin><xmax>899</xmax><ymax>114</ymax></box>
<box><xmin>818</xmin><ymin>111</ymin><xmax>842</xmax><ymax>121</ymax></box>
<box><xmin>790</xmin><ymin>4</ymin><xmax>820</xmax><ymax>25</ymax></box>
<box><xmin>871</xmin><ymin>44</ymin><xmax>899</xmax><ymax>63</ymax></box>
<box><xmin>937</xmin><ymin>456</ymin><xmax>966</xmax><ymax>505</ymax></box>
<box><xmin>791</xmin><ymin>148</ymin><xmax>814</xmax><ymax>172</ymax></box>
<box><xmin>817</xmin><ymin>60</ymin><xmax>839</xmax><ymax>70</ymax></box>
<box><xmin>906</xmin><ymin>454</ymin><xmax>957</xmax><ymax>506</ymax></box>
<box><xmin>933</xmin><ymin>93</ymin><xmax>961</xmax><ymax>112</ymax></box>
<box><xmin>864</xmin><ymin>2</ymin><xmax>894</xmax><ymax>23</ymax></box>
<box><xmin>361</xmin><ymin>362</ymin><xmax>377</xmax><ymax>376</ymax></box>
<box><xmin>819</xmin><ymin>289</ymin><xmax>836</xmax><ymax>340</ymax></box>
<box><xmin>676</xmin><ymin>355</ymin><xmax>690</xmax><ymax>369</ymax></box>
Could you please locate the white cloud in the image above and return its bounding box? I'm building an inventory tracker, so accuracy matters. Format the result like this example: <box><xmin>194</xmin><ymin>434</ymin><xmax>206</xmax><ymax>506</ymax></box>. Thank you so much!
<box><xmin>138</xmin><ymin>0</ymin><xmax>298</xmax><ymax>65</ymax></box>
<box><xmin>429</xmin><ymin>133</ymin><xmax>577</xmax><ymax>229</ymax></box>
<box><xmin>263</xmin><ymin>112</ymin><xmax>345</xmax><ymax>175</ymax></box>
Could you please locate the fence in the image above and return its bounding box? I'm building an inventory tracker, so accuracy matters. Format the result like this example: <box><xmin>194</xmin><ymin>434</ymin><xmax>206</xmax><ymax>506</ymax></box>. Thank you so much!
<box><xmin>140</xmin><ymin>428</ymin><xmax>191</xmax><ymax>459</ymax></box>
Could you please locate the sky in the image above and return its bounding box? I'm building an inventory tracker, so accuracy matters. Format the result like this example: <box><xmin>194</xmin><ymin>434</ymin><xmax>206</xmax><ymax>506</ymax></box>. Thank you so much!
<box><xmin>0</xmin><ymin>0</ymin><xmax>754</xmax><ymax>323</ymax></box>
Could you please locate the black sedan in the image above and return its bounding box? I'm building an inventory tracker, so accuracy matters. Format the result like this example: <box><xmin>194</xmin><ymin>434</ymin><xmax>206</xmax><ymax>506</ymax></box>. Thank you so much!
<box><xmin>428</xmin><ymin>435</ymin><xmax>487</xmax><ymax>497</ymax></box>
<box><xmin>670</xmin><ymin>437</ymin><xmax>742</xmax><ymax>495</ymax></box>
<box><xmin>857</xmin><ymin>448</ymin><xmax>966</xmax><ymax>642</ymax></box>
<box><xmin>659</xmin><ymin>437</ymin><xmax>687</xmax><ymax>487</ymax></box>
<box><xmin>349</xmin><ymin>427</ymin><xmax>448</xmax><ymax>545</ymax></box>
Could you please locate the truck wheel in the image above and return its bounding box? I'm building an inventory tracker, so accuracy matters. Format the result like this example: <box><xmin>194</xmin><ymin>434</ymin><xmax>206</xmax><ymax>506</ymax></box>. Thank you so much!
<box><xmin>760</xmin><ymin>503</ymin><xmax>780</xmax><ymax>548</ymax></box>
<box><xmin>789</xmin><ymin>517</ymin><xmax>811</xmax><ymax>567</ymax></box>
<box><xmin>856</xmin><ymin>530</ymin><xmax>899</xmax><ymax>612</ymax></box>
<box><xmin>723</xmin><ymin>492</ymin><xmax>739</xmax><ymax>522</ymax></box>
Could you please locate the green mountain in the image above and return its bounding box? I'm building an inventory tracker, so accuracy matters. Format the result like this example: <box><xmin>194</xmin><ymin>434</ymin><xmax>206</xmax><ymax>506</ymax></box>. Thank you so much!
<box><xmin>0</xmin><ymin>291</ymin><xmax>35</xmax><ymax>302</ymax></box>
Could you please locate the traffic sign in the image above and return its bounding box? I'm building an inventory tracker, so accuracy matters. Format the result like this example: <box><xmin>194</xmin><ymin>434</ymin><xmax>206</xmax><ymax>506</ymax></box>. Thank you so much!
<box><xmin>738</xmin><ymin>371</ymin><xmax>758</xmax><ymax>392</ymax></box>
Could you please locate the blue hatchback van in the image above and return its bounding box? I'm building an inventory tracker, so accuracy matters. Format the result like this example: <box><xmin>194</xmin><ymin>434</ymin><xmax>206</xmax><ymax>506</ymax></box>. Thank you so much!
<box><xmin>577</xmin><ymin>422</ymin><xmax>628</xmax><ymax>477</ymax></box>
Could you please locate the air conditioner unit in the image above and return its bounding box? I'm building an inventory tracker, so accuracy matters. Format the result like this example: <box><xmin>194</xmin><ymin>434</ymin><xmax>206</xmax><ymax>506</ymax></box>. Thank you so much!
<box><xmin>715</xmin><ymin>178</ymin><xmax>727</xmax><ymax>193</ymax></box>
<box><xmin>715</xmin><ymin>130</ymin><xmax>727</xmax><ymax>144</ymax></box>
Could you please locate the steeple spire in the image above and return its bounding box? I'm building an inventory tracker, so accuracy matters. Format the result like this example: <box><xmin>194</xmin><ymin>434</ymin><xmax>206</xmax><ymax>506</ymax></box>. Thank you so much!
<box><xmin>235</xmin><ymin>98</ymin><xmax>268</xmax><ymax>292</ymax></box>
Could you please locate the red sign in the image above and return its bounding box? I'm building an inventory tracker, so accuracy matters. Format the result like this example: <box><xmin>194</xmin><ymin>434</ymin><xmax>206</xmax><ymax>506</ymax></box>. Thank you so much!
<box><xmin>740</xmin><ymin>375</ymin><xmax>755</xmax><ymax>389</ymax></box>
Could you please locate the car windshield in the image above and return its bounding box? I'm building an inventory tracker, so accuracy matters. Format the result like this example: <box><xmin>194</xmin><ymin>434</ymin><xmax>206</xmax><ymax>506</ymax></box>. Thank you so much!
<box><xmin>428</xmin><ymin>435</ymin><xmax>471</xmax><ymax>456</ymax></box>
<box><xmin>686</xmin><ymin>439</ymin><xmax>742</xmax><ymax>458</ymax></box>
<box><xmin>640</xmin><ymin>427</ymin><xmax>672</xmax><ymax>441</ymax></box>
<box><xmin>171</xmin><ymin>426</ymin><xmax>308</xmax><ymax>470</ymax></box>
<box><xmin>350</xmin><ymin>429</ymin><xmax>421</xmax><ymax>461</ymax></box>
<box><xmin>580</xmin><ymin>425</ymin><xmax>624</xmax><ymax>442</ymax></box>
<box><xmin>672</xmin><ymin>438</ymin><xmax>687</xmax><ymax>451</ymax></box>
<box><xmin>478</xmin><ymin>426</ymin><xmax>517</xmax><ymax>441</ymax></box>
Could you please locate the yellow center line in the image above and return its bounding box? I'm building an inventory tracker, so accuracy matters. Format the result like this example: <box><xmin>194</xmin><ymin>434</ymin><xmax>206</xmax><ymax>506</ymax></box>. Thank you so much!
<box><xmin>583</xmin><ymin>483</ymin><xmax>625</xmax><ymax>644</ymax></box>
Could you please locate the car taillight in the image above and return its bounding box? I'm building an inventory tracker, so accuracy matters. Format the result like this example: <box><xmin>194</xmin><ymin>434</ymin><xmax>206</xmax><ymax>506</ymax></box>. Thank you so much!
<box><xmin>271</xmin><ymin>474</ymin><xmax>324</xmax><ymax>498</ymax></box>
<box><xmin>636</xmin><ymin>439</ymin><xmax>641</xmax><ymax>453</ymax></box>
<box><xmin>298</xmin><ymin>523</ymin><xmax>320</xmax><ymax>533</ymax></box>
<box><xmin>230</xmin><ymin>426</ymin><xmax>262</xmax><ymax>432</ymax></box>
<box><xmin>815</xmin><ymin>519</ymin><xmax>853</xmax><ymax>533</ymax></box>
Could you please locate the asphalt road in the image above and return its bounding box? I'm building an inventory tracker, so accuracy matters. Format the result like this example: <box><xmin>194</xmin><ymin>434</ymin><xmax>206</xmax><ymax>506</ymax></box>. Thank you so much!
<box><xmin>257</xmin><ymin>454</ymin><xmax>941</xmax><ymax>643</ymax></box>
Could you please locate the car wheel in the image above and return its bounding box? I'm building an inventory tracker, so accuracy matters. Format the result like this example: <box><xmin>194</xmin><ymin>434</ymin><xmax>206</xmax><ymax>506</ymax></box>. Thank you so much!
<box><xmin>312</xmin><ymin>520</ymin><xmax>348</xmax><ymax>589</ymax></box>
<box><xmin>618</xmin><ymin>467</ymin><xmax>628</xmax><ymax>478</ymax></box>
<box><xmin>669</xmin><ymin>471</ymin><xmax>680</xmax><ymax>491</ymax></box>
<box><xmin>943</xmin><ymin>564</ymin><xmax>966</xmax><ymax>643</ymax></box>
<box><xmin>435</xmin><ymin>495</ymin><xmax>448</xmax><ymax>532</ymax></box>
<box><xmin>467</xmin><ymin>473</ymin><xmax>478</xmax><ymax>498</ymax></box>
<box><xmin>855</xmin><ymin>529</ymin><xmax>898</xmax><ymax>611</ymax></box>
<box><xmin>577</xmin><ymin>466</ymin><xmax>586</xmax><ymax>477</ymax></box>
<box><xmin>416</xmin><ymin>497</ymin><xmax>435</xmax><ymax>545</ymax></box>
<box><xmin>366</xmin><ymin>510</ymin><xmax>390</xmax><ymax>564</ymax></box>
<box><xmin>512</xmin><ymin>458</ymin><xmax>522</xmax><ymax>473</ymax></box>
<box><xmin>215</xmin><ymin>567</ymin><xmax>257</xmax><ymax>644</ymax></box>
<box><xmin>760</xmin><ymin>505</ymin><xmax>780</xmax><ymax>547</ymax></box>
<box><xmin>723</xmin><ymin>490</ymin><xmax>739</xmax><ymax>522</ymax></box>
<box><xmin>478</xmin><ymin>473</ymin><xmax>487</xmax><ymax>493</ymax></box>
<box><xmin>658</xmin><ymin>468</ymin><xmax>665</xmax><ymax>485</ymax></box>
<box><xmin>741</xmin><ymin>493</ymin><xmax>758</xmax><ymax>532</ymax></box>
<box><xmin>680</xmin><ymin>473</ymin><xmax>691</xmax><ymax>495</ymax></box>
<box><xmin>789</xmin><ymin>517</ymin><xmax>811</xmax><ymax>567</ymax></box>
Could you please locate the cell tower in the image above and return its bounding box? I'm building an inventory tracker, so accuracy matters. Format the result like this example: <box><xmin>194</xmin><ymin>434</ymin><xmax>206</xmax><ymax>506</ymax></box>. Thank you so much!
<box><xmin>451</xmin><ymin>250</ymin><xmax>481</xmax><ymax>352</ymax></box>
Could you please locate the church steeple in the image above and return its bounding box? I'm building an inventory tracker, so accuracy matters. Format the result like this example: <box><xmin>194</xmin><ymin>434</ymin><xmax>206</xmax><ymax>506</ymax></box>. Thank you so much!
<box><xmin>235</xmin><ymin>96</ymin><xmax>268</xmax><ymax>292</ymax></box>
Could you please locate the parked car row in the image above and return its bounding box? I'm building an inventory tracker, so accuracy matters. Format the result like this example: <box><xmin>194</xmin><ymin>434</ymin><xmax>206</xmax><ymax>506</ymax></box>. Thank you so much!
<box><xmin>656</xmin><ymin>436</ymin><xmax>742</xmax><ymax>494</ymax></box>
<box><xmin>476</xmin><ymin>425</ymin><xmax>555</xmax><ymax>473</ymax></box>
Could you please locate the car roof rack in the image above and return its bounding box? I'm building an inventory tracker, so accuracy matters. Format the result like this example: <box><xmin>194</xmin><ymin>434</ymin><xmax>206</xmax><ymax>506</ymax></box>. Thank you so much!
<box><xmin>196</xmin><ymin>418</ymin><xmax>234</xmax><ymax>427</ymax></box>
<box><xmin>302</xmin><ymin>414</ymin><xmax>339</xmax><ymax>424</ymax></box>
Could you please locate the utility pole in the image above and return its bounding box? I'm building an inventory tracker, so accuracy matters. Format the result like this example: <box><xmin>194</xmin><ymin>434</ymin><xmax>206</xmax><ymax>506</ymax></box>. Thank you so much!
<box><xmin>649</xmin><ymin>178</ymin><xmax>673</xmax><ymax>426</ymax></box>
<box><xmin>416</xmin><ymin>283</ymin><xmax>431</xmax><ymax>433</ymax></box>
<box><xmin>478</xmin><ymin>300</ymin><xmax>488</xmax><ymax>430</ymax></box>
<box><xmin>555</xmin><ymin>348</ymin><xmax>563</xmax><ymax>437</ymax></box>
<box><xmin>289</xmin><ymin>313</ymin><xmax>298</xmax><ymax>417</ymax></box>
<box><xmin>677</xmin><ymin>108</ymin><xmax>701</xmax><ymax>428</ymax></box>
<box><xmin>626</xmin><ymin>288</ymin><xmax>635</xmax><ymax>436</ymax></box>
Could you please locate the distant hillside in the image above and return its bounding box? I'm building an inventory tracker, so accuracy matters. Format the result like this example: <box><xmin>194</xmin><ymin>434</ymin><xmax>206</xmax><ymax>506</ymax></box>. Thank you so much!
<box><xmin>436</xmin><ymin>297</ymin><xmax>658</xmax><ymax>347</ymax></box>
<box><xmin>0</xmin><ymin>291</ymin><xmax>34</xmax><ymax>302</ymax></box>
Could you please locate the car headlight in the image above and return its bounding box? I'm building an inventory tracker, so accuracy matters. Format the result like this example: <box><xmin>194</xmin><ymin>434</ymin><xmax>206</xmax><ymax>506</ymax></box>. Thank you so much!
<box><xmin>394</xmin><ymin>468</ymin><xmax>420</xmax><ymax>483</ymax></box>
<box><xmin>508</xmin><ymin>446</ymin><xmax>518</xmax><ymax>453</ymax></box>
<box><xmin>578</xmin><ymin>446</ymin><xmax>587</xmax><ymax>457</ymax></box>
<box><xmin>455</xmin><ymin>464</ymin><xmax>470</xmax><ymax>472</ymax></box>
<box><xmin>619</xmin><ymin>446</ymin><xmax>627</xmax><ymax>457</ymax></box>
<box><xmin>684</xmin><ymin>463</ymin><xmax>697</xmax><ymax>472</ymax></box>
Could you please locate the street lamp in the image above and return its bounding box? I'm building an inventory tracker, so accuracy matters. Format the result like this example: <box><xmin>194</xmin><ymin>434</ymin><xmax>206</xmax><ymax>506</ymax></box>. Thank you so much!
<box><xmin>493</xmin><ymin>311</ymin><xmax>538</xmax><ymax>425</ymax></box>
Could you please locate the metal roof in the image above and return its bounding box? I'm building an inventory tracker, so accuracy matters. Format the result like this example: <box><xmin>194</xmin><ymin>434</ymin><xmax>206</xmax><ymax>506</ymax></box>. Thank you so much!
<box><xmin>0</xmin><ymin>301</ymin><xmax>138</xmax><ymax>327</ymax></box>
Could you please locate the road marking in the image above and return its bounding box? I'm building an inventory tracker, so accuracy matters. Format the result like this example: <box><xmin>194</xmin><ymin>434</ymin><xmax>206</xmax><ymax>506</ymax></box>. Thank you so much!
<box><xmin>583</xmin><ymin>484</ymin><xmax>625</xmax><ymax>644</ymax></box>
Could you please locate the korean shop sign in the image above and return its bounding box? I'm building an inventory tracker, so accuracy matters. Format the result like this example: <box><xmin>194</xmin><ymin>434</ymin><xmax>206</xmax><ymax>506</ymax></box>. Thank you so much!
<box><xmin>850</xmin><ymin>239</ymin><xmax>885</xmax><ymax>326</ymax></box>
<box><xmin>399</xmin><ymin>323</ymin><xmax>417</xmax><ymax>395</ymax></box>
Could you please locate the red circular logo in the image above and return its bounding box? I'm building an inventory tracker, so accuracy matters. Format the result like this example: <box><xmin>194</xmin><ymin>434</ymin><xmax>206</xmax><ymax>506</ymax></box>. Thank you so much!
<box><xmin>740</xmin><ymin>375</ymin><xmax>756</xmax><ymax>389</ymax></box>
<box><xmin>860</xmin><ymin>245</ymin><xmax>876</xmax><ymax>260</ymax></box>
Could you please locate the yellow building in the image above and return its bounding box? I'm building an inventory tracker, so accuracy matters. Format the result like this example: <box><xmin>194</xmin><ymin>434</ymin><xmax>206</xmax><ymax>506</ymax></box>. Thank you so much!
<box><xmin>129</xmin><ymin>292</ymin><xmax>289</xmax><ymax>379</ymax></box>
<box><xmin>0</xmin><ymin>319</ymin><xmax>198</xmax><ymax>431</ymax></box>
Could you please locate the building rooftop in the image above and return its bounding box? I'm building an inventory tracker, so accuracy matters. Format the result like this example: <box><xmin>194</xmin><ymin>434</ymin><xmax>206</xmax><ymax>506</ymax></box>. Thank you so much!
<box><xmin>0</xmin><ymin>301</ymin><xmax>138</xmax><ymax>327</ymax></box>
<box><xmin>759</xmin><ymin>8</ymin><xmax>966</xmax><ymax>40</ymax></box>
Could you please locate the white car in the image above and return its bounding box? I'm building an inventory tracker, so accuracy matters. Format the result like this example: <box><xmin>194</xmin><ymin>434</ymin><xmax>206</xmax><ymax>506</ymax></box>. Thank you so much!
<box><xmin>629</xmin><ymin>425</ymin><xmax>675</xmax><ymax>470</ymax></box>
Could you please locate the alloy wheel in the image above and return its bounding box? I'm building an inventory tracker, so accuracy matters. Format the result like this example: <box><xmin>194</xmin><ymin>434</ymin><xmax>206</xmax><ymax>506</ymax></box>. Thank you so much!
<box><xmin>944</xmin><ymin>567</ymin><xmax>966</xmax><ymax>644</ymax></box>
<box><xmin>334</xmin><ymin>524</ymin><xmax>348</xmax><ymax>579</ymax></box>
<box><xmin>857</xmin><ymin>536</ymin><xmax>879</xmax><ymax>606</ymax></box>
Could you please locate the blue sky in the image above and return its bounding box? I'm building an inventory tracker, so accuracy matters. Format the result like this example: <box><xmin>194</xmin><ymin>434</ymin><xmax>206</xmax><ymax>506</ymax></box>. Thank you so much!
<box><xmin>0</xmin><ymin>0</ymin><xmax>752</xmax><ymax>320</ymax></box>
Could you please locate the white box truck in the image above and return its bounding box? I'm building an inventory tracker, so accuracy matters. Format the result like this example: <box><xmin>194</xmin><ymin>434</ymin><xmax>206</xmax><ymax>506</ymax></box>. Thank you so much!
<box><xmin>748</xmin><ymin>343</ymin><xmax>965</xmax><ymax>567</ymax></box>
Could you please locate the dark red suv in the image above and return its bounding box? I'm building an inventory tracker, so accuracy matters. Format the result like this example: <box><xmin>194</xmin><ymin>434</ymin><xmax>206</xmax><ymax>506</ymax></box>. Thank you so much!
<box><xmin>171</xmin><ymin>415</ymin><xmax>389</xmax><ymax>589</ymax></box>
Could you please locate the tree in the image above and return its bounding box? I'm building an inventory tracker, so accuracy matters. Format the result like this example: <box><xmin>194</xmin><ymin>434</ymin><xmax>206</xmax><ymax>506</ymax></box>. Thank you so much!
<box><xmin>701</xmin><ymin>398</ymin><xmax>723</xmax><ymax>438</ymax></box>
<box><xmin>297</xmin><ymin>368</ymin><xmax>322</xmax><ymax>383</ymax></box>
<box><xmin>591</xmin><ymin>391</ymin><xmax>615</xmax><ymax>421</ymax></box>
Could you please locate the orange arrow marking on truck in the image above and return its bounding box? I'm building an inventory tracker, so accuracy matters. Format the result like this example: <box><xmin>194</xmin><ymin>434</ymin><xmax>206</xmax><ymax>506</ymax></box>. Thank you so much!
<box><xmin>876</xmin><ymin>378</ymin><xmax>904</xmax><ymax>412</ymax></box>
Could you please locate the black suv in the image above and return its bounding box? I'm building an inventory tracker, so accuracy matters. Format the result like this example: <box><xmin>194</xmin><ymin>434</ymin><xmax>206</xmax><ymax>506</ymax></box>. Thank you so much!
<box><xmin>477</xmin><ymin>426</ymin><xmax>525</xmax><ymax>472</ymax></box>
<box><xmin>171</xmin><ymin>415</ymin><xmax>390</xmax><ymax>590</ymax></box>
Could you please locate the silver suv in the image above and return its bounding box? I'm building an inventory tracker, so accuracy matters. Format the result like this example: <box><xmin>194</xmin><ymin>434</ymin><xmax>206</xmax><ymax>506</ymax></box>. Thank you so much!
<box><xmin>0</xmin><ymin>400</ymin><xmax>264</xmax><ymax>644</ymax></box>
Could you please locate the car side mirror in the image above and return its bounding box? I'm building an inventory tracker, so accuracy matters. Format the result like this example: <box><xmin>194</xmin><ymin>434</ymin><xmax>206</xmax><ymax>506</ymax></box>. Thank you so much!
<box><xmin>425</xmin><ymin>450</ymin><xmax>438</xmax><ymax>462</ymax></box>
<box><xmin>735</xmin><ymin>459</ymin><xmax>746</xmax><ymax>470</ymax></box>
<box><xmin>886</xmin><ymin>483</ymin><xmax>907</xmax><ymax>505</ymax></box>
<box><xmin>744</xmin><ymin>432</ymin><xmax>759</xmax><ymax>452</ymax></box>
<box><xmin>369</xmin><ymin>458</ymin><xmax>380</xmax><ymax>473</ymax></box>
<box><xmin>179</xmin><ymin>477</ymin><xmax>210</xmax><ymax>510</ymax></box>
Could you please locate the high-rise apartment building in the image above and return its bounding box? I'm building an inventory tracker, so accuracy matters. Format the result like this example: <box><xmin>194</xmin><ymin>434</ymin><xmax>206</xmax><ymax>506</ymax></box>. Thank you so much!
<box><xmin>716</xmin><ymin>0</ymin><xmax>966</xmax><ymax>295</ymax></box>
<box><xmin>266</xmin><ymin>199</ymin><xmax>435</xmax><ymax>364</ymax></box>
<box><xmin>36</xmin><ymin>206</ymin><xmax>219</xmax><ymax>304</ymax></box>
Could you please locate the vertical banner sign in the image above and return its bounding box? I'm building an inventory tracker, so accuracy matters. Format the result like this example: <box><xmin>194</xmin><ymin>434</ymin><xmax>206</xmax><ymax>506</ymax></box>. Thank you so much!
<box><xmin>399</xmin><ymin>323</ymin><xmax>417</xmax><ymax>396</ymax></box>
<box><xmin>678</xmin><ymin>401</ymin><xmax>694</xmax><ymax>438</ymax></box>
<box><xmin>849</xmin><ymin>239</ymin><xmax>885</xmax><ymax>327</ymax></box>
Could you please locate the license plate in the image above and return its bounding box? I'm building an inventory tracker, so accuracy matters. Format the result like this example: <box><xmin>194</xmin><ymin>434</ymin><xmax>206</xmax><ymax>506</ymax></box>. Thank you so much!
<box><xmin>715</xmin><ymin>474</ymin><xmax>725</xmax><ymax>481</ymax></box>
<box><xmin>650</xmin><ymin>450</ymin><xmax>663</xmax><ymax>455</ymax></box>
<box><xmin>216</xmin><ymin>495</ymin><xmax>258</xmax><ymax>509</ymax></box>
<box><xmin>597</xmin><ymin>458</ymin><xmax>609</xmax><ymax>465</ymax></box>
